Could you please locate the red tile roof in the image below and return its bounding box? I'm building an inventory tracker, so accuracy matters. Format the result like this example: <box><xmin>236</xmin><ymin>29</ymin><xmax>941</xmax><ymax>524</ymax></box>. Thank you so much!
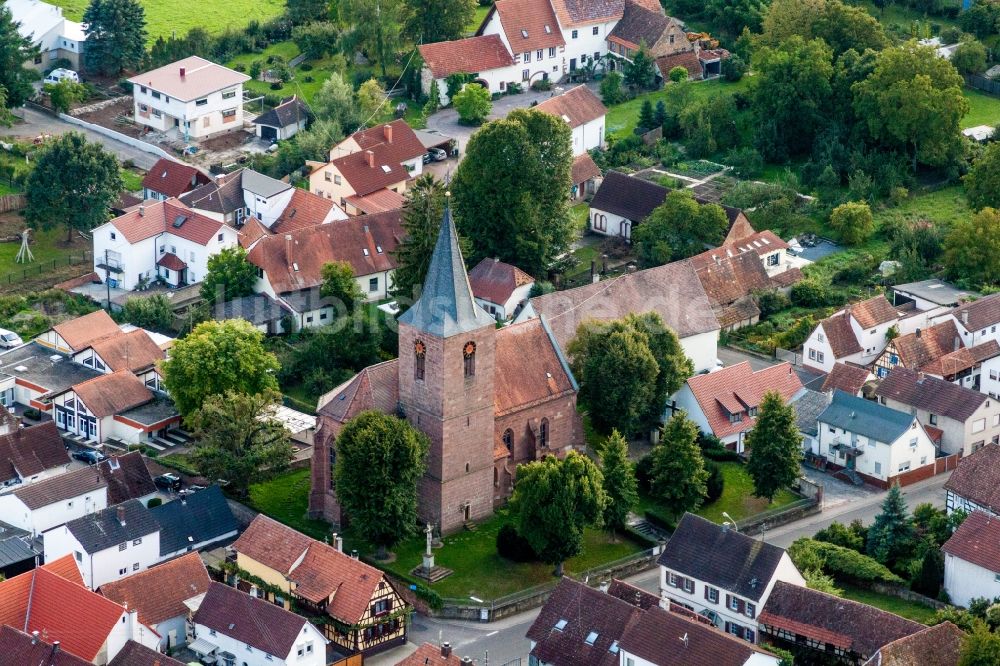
<box><xmin>534</xmin><ymin>85</ymin><xmax>607</xmax><ymax>128</ymax></box>
<box><xmin>332</xmin><ymin>148</ymin><xmax>410</xmax><ymax>197</ymax></box>
<box><xmin>819</xmin><ymin>311</ymin><xmax>863</xmax><ymax>358</ymax></box>
<box><xmin>685</xmin><ymin>361</ymin><xmax>803</xmax><ymax>439</ymax></box>
<box><xmin>723</xmin><ymin>229</ymin><xmax>789</xmax><ymax>256</ymax></box>
<box><xmin>0</xmin><ymin>563</ymin><xmax>130</xmax><ymax>662</ymax></box>
<box><xmin>99</xmin><ymin>552</ymin><xmax>211</xmax><ymax>627</ymax></box>
<box><xmin>351</xmin><ymin>120</ymin><xmax>427</xmax><ymax>163</ymax></box>
<box><xmin>875</xmin><ymin>367</ymin><xmax>986</xmax><ymax>423</ymax></box>
<box><xmin>247</xmin><ymin>210</ymin><xmax>404</xmax><ymax>293</ymax></box>
<box><xmin>108</xmin><ymin>199</ymin><xmax>226</xmax><ymax>246</ymax></box>
<box><xmin>290</xmin><ymin>540</ymin><xmax>389</xmax><ymax>624</ymax></box>
<box><xmin>889</xmin><ymin>319</ymin><xmax>961</xmax><ymax>370</ymax></box>
<box><xmin>271</xmin><ymin>188</ymin><xmax>339</xmax><ymax>234</ymax></box>
<box><xmin>52</xmin><ymin>309</ymin><xmax>121</xmax><ymax>351</ymax></box>
<box><xmin>70</xmin><ymin>371</ymin><xmax>154</xmax><ymax>418</ymax></box>
<box><xmin>821</xmin><ymin>363</ymin><xmax>872</xmax><ymax>396</ymax></box>
<box><xmin>141</xmin><ymin>158</ymin><xmax>210</xmax><ymax>198</ymax></box>
<box><xmin>0</xmin><ymin>626</ymin><xmax>92</xmax><ymax>666</ymax></box>
<box><xmin>43</xmin><ymin>553</ymin><xmax>85</xmax><ymax>586</ymax></box>
<box><xmin>316</xmin><ymin>359</ymin><xmax>400</xmax><ymax>424</ymax></box>
<box><xmin>943</xmin><ymin>509</ymin><xmax>1000</xmax><ymax>573</ymax></box>
<box><xmin>155</xmin><ymin>252</ymin><xmax>187</xmax><ymax>271</ymax></box>
<box><xmin>656</xmin><ymin>50</ymin><xmax>702</xmax><ymax>79</ymax></box>
<box><xmin>397</xmin><ymin>643</ymin><xmax>464</xmax><ymax>666</ymax></box>
<box><xmin>924</xmin><ymin>339</ymin><xmax>1000</xmax><ymax>378</ymax></box>
<box><xmin>851</xmin><ymin>295</ymin><xmax>900</xmax><ymax>329</ymax></box>
<box><xmin>89</xmin><ymin>328</ymin><xmax>165</xmax><ymax>373</ymax></box>
<box><xmin>12</xmin><ymin>465</ymin><xmax>107</xmax><ymax>510</ymax></box>
<box><xmin>571</xmin><ymin>153</ymin><xmax>602</xmax><ymax>185</ymax></box>
<box><xmin>488</xmin><ymin>0</ymin><xmax>565</xmax><ymax>52</ymax></box>
<box><xmin>951</xmin><ymin>292</ymin><xmax>1000</xmax><ymax>332</ymax></box>
<box><xmin>945</xmin><ymin>444</ymin><xmax>1000</xmax><ymax>513</ymax></box>
<box><xmin>346</xmin><ymin>188</ymin><xmax>406</xmax><ymax>214</ymax></box>
<box><xmin>233</xmin><ymin>514</ymin><xmax>312</xmax><ymax>574</ymax></box>
<box><xmin>0</xmin><ymin>420</ymin><xmax>69</xmax><ymax>485</ymax></box>
<box><xmin>494</xmin><ymin>318</ymin><xmax>576</xmax><ymax>415</ymax></box>
<box><xmin>108</xmin><ymin>640</ymin><xmax>187</xmax><ymax>666</ymax></box>
<box><xmin>418</xmin><ymin>35</ymin><xmax>515</xmax><ymax>79</ymax></box>
<box><xmin>690</xmin><ymin>251</ymin><xmax>771</xmax><ymax>327</ymax></box>
<box><xmin>468</xmin><ymin>257</ymin><xmax>535</xmax><ymax>306</ymax></box>
<box><xmin>550</xmin><ymin>0</ymin><xmax>625</xmax><ymax>27</ymax></box>
<box><xmin>872</xmin><ymin>622</ymin><xmax>963</xmax><ymax>666</ymax></box>
<box><xmin>96</xmin><ymin>451</ymin><xmax>158</xmax><ymax>505</ymax></box>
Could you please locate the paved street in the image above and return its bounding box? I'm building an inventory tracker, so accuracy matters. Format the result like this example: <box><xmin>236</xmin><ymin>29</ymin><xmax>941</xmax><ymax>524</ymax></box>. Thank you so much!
<box><xmin>370</xmin><ymin>470</ymin><xmax>952</xmax><ymax>665</ymax></box>
<box><xmin>6</xmin><ymin>106</ymin><xmax>164</xmax><ymax>170</ymax></box>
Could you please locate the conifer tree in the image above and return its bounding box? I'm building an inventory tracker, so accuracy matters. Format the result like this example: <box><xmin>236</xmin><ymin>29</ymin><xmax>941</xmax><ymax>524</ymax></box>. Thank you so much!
<box><xmin>745</xmin><ymin>391</ymin><xmax>802</xmax><ymax>501</ymax></box>
<box><xmin>867</xmin><ymin>483</ymin><xmax>916</xmax><ymax>566</ymax></box>
<box><xmin>650</xmin><ymin>411</ymin><xmax>708</xmax><ymax>519</ymax></box>
<box><xmin>601</xmin><ymin>430</ymin><xmax>639</xmax><ymax>538</ymax></box>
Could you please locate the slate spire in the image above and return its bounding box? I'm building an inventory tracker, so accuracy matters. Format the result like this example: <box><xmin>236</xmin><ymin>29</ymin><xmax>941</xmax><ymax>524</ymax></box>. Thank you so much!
<box><xmin>398</xmin><ymin>203</ymin><xmax>493</xmax><ymax>337</ymax></box>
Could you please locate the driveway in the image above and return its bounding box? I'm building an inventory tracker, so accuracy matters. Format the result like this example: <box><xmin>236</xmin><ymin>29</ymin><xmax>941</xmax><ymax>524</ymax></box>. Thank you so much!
<box><xmin>5</xmin><ymin>105</ymin><xmax>164</xmax><ymax>170</ymax></box>
<box><xmin>425</xmin><ymin>81</ymin><xmax>603</xmax><ymax>159</ymax></box>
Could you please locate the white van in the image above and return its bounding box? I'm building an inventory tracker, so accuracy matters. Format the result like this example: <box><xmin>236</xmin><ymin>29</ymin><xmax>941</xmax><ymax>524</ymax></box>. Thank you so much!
<box><xmin>0</xmin><ymin>328</ymin><xmax>22</xmax><ymax>349</ymax></box>
<box><xmin>43</xmin><ymin>68</ymin><xmax>79</xmax><ymax>85</ymax></box>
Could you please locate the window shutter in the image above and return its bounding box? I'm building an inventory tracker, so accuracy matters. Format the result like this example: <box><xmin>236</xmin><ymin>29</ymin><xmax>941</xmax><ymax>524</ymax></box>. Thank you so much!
<box><xmin>726</xmin><ymin>594</ymin><xmax>732</xmax><ymax>609</ymax></box>
<box><xmin>737</xmin><ymin>599</ymin><xmax>745</xmax><ymax>614</ymax></box>
<box><xmin>704</xmin><ymin>586</ymin><xmax>710</xmax><ymax>600</ymax></box>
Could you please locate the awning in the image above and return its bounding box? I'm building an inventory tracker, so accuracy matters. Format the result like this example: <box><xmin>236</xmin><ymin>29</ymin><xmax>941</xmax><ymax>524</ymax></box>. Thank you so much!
<box><xmin>188</xmin><ymin>637</ymin><xmax>218</xmax><ymax>656</ymax></box>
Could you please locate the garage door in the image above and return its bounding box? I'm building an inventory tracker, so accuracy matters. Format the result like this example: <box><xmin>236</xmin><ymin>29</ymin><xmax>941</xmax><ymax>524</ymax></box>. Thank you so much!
<box><xmin>260</xmin><ymin>125</ymin><xmax>278</xmax><ymax>141</ymax></box>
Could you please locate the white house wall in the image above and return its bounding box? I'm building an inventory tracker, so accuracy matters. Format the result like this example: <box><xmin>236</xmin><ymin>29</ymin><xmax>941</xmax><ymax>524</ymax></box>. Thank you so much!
<box><xmin>817</xmin><ymin>417</ymin><xmax>936</xmax><ymax>481</ymax></box>
<box><xmin>133</xmin><ymin>83</ymin><xmax>244</xmax><ymax>139</ymax></box>
<box><xmin>192</xmin><ymin>621</ymin><xmax>326</xmax><ymax>666</ymax></box>
<box><xmin>803</xmin><ymin>324</ymin><xmax>838</xmax><ymax>373</ymax></box>
<box><xmin>0</xmin><ymin>484</ymin><xmax>107</xmax><ymax>536</ymax></box>
<box><xmin>103</xmin><ymin>609</ymin><xmax>162</xmax><ymax>664</ymax></box>
<box><xmin>44</xmin><ymin>524</ymin><xmax>161</xmax><ymax>590</ymax></box>
<box><xmin>944</xmin><ymin>552</ymin><xmax>1000</xmax><ymax>608</ymax></box>
<box><xmin>571</xmin><ymin>116</ymin><xmax>605</xmax><ymax>156</ymax></box>
<box><xmin>246</xmin><ymin>187</ymin><xmax>294</xmax><ymax>229</ymax></box>
<box><xmin>681</xmin><ymin>330</ymin><xmax>719</xmax><ymax>374</ymax></box>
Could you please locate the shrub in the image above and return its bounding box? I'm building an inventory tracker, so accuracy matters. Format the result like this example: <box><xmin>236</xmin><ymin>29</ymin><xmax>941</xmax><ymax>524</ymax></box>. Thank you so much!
<box><xmin>830</xmin><ymin>201</ymin><xmax>875</xmax><ymax>245</ymax></box>
<box><xmin>530</xmin><ymin>78</ymin><xmax>552</xmax><ymax>91</ymax></box>
<box><xmin>722</xmin><ymin>54</ymin><xmax>747</xmax><ymax>82</ymax></box>
<box><xmin>755</xmin><ymin>289</ymin><xmax>790</xmax><ymax>318</ymax></box>
<box><xmin>270</xmin><ymin>82</ymin><xmax>284</xmax><ymax>90</ymax></box>
<box><xmin>23</xmin><ymin>408</ymin><xmax>41</xmax><ymax>420</ymax></box>
<box><xmin>453</xmin><ymin>83</ymin><xmax>492</xmax><ymax>125</ymax></box>
<box><xmin>496</xmin><ymin>523</ymin><xmax>538</xmax><ymax>562</ymax></box>
<box><xmin>147</xmin><ymin>497</ymin><xmax>163</xmax><ymax>508</ymax></box>
<box><xmin>705</xmin><ymin>463</ymin><xmax>724</xmax><ymax>504</ymax></box>
<box><xmin>414</xmin><ymin>584</ymin><xmax>443</xmax><ymax>610</ymax></box>
<box><xmin>788</xmin><ymin>538</ymin><xmax>904</xmax><ymax>584</ymax></box>
<box><xmin>790</xmin><ymin>280</ymin><xmax>831</xmax><ymax>308</ymax></box>
<box><xmin>815</xmin><ymin>521</ymin><xmax>864</xmax><ymax>552</ymax></box>
<box><xmin>299</xmin><ymin>62</ymin><xmax>313</xmax><ymax>71</ymax></box>
<box><xmin>303</xmin><ymin>75</ymin><xmax>314</xmax><ymax>83</ymax></box>
<box><xmin>232</xmin><ymin>63</ymin><xmax>246</xmax><ymax>72</ymax></box>
<box><xmin>668</xmin><ymin>66</ymin><xmax>688</xmax><ymax>82</ymax></box>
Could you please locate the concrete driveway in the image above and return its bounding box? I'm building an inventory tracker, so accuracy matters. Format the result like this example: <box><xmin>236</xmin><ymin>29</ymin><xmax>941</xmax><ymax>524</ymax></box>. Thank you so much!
<box><xmin>5</xmin><ymin>105</ymin><xmax>163</xmax><ymax>170</ymax></box>
<box><xmin>426</xmin><ymin>81</ymin><xmax>602</xmax><ymax>159</ymax></box>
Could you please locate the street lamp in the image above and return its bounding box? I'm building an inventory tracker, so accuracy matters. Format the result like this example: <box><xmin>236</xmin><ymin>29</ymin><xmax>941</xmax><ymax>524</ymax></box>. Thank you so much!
<box><xmin>721</xmin><ymin>511</ymin><xmax>739</xmax><ymax>532</ymax></box>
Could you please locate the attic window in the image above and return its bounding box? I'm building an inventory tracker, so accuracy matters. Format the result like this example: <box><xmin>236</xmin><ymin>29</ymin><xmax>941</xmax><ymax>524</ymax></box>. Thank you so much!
<box><xmin>609</xmin><ymin>641</ymin><xmax>619</xmax><ymax>654</ymax></box>
<box><xmin>363</xmin><ymin>248</ymin><xmax>370</xmax><ymax>256</ymax></box>
<box><xmin>292</xmin><ymin>262</ymin><xmax>300</xmax><ymax>271</ymax></box>
<box><xmin>376</xmin><ymin>245</ymin><xmax>383</xmax><ymax>254</ymax></box>
<box><xmin>585</xmin><ymin>632</ymin><xmax>599</xmax><ymax>646</ymax></box>
<box><xmin>544</xmin><ymin>24</ymin><xmax>551</xmax><ymax>33</ymax></box>
<box><xmin>521</xmin><ymin>29</ymin><xmax>528</xmax><ymax>38</ymax></box>
<box><xmin>381</xmin><ymin>165</ymin><xmax>392</xmax><ymax>173</ymax></box>
<box><xmin>554</xmin><ymin>619</ymin><xmax>568</xmax><ymax>631</ymax></box>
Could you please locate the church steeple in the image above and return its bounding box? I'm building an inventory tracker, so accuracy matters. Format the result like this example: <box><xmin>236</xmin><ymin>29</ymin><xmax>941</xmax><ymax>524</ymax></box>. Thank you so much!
<box><xmin>398</xmin><ymin>204</ymin><xmax>494</xmax><ymax>337</ymax></box>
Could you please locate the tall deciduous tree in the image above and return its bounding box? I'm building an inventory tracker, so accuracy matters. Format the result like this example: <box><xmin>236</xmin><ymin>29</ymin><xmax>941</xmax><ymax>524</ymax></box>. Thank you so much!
<box><xmin>335</xmin><ymin>410</ymin><xmax>429</xmax><ymax>556</ymax></box>
<box><xmin>964</xmin><ymin>142</ymin><xmax>1000</xmax><ymax>211</ymax></box>
<box><xmin>83</xmin><ymin>0</ymin><xmax>147</xmax><ymax>75</ymax></box>
<box><xmin>311</xmin><ymin>72</ymin><xmax>361</xmax><ymax>131</ymax></box>
<box><xmin>761</xmin><ymin>0</ymin><xmax>887</xmax><ymax>55</ymax></box>
<box><xmin>24</xmin><ymin>132</ymin><xmax>123</xmax><ymax>242</ymax></box>
<box><xmin>452</xmin><ymin>83</ymin><xmax>491</xmax><ymax>125</ymax></box>
<box><xmin>0</xmin><ymin>7</ymin><xmax>38</xmax><ymax>109</ymax></box>
<box><xmin>320</xmin><ymin>260</ymin><xmax>364</xmax><ymax>314</ymax></box>
<box><xmin>944</xmin><ymin>208</ymin><xmax>1000</xmax><ymax>287</ymax></box>
<box><xmin>745</xmin><ymin>391</ymin><xmax>802</xmax><ymax>502</ymax></box>
<box><xmin>404</xmin><ymin>0</ymin><xmax>476</xmax><ymax>43</ymax></box>
<box><xmin>624</xmin><ymin>43</ymin><xmax>657</xmax><ymax>90</ymax></box>
<box><xmin>509</xmin><ymin>452</ymin><xmax>606</xmax><ymax>575</ymax></box>
<box><xmin>287</xmin><ymin>0</ymin><xmax>331</xmax><ymax>24</ymax></box>
<box><xmin>189</xmin><ymin>390</ymin><xmax>294</xmax><ymax>497</ymax></box>
<box><xmin>632</xmin><ymin>190</ymin><xmax>729</xmax><ymax>266</ymax></box>
<box><xmin>160</xmin><ymin>319</ymin><xmax>280</xmax><ymax>417</ymax></box>
<box><xmin>200</xmin><ymin>246</ymin><xmax>257</xmax><ymax>304</ymax></box>
<box><xmin>649</xmin><ymin>411</ymin><xmax>709</xmax><ymax>518</ymax></box>
<box><xmin>601</xmin><ymin>430</ymin><xmax>638</xmax><ymax>538</ymax></box>
<box><xmin>628</xmin><ymin>312</ymin><xmax>693</xmax><ymax>426</ymax></box>
<box><xmin>960</xmin><ymin>623</ymin><xmax>1000</xmax><ymax>666</ymax></box>
<box><xmin>339</xmin><ymin>0</ymin><xmax>404</xmax><ymax>78</ymax></box>
<box><xmin>867</xmin><ymin>484</ymin><xmax>916</xmax><ymax>567</ymax></box>
<box><xmin>391</xmin><ymin>173</ymin><xmax>445</xmax><ymax>305</ymax></box>
<box><xmin>452</xmin><ymin>109</ymin><xmax>573</xmax><ymax>274</ymax></box>
<box><xmin>357</xmin><ymin>78</ymin><xmax>387</xmax><ymax>124</ymax></box>
<box><xmin>853</xmin><ymin>42</ymin><xmax>968</xmax><ymax>171</ymax></box>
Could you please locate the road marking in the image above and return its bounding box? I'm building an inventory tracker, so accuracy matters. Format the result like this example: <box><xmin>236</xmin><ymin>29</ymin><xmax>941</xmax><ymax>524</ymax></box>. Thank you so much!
<box><xmin>486</xmin><ymin>631</ymin><xmax>498</xmax><ymax>637</ymax></box>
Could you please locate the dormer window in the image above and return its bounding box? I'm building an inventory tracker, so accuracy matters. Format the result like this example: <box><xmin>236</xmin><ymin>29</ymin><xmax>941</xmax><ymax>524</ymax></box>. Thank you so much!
<box><xmin>729</xmin><ymin>412</ymin><xmax>743</xmax><ymax>423</ymax></box>
<box><xmin>748</xmin><ymin>407</ymin><xmax>758</xmax><ymax>417</ymax></box>
<box><xmin>521</xmin><ymin>29</ymin><xmax>528</xmax><ymax>38</ymax></box>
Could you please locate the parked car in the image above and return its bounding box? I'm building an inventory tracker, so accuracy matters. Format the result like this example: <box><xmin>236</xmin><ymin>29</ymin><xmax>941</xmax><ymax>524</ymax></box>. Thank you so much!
<box><xmin>0</xmin><ymin>328</ymin><xmax>23</xmax><ymax>349</ymax></box>
<box><xmin>72</xmin><ymin>449</ymin><xmax>107</xmax><ymax>464</ymax></box>
<box><xmin>43</xmin><ymin>68</ymin><xmax>79</xmax><ymax>84</ymax></box>
<box><xmin>154</xmin><ymin>472</ymin><xmax>182</xmax><ymax>491</ymax></box>
<box><xmin>428</xmin><ymin>147</ymin><xmax>447</xmax><ymax>162</ymax></box>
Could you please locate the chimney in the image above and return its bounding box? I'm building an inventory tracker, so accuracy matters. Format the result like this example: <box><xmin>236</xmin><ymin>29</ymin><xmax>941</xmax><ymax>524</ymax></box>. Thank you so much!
<box><xmin>138</xmin><ymin>204</ymin><xmax>145</xmax><ymax>217</ymax></box>
<box><xmin>383</xmin><ymin>123</ymin><xmax>393</xmax><ymax>143</ymax></box>
<box><xmin>52</xmin><ymin>641</ymin><xmax>60</xmax><ymax>654</ymax></box>
<box><xmin>917</xmin><ymin>371</ymin><xmax>925</xmax><ymax>384</ymax></box>
<box><xmin>285</xmin><ymin>233</ymin><xmax>293</xmax><ymax>267</ymax></box>
<box><xmin>117</xmin><ymin>505</ymin><xmax>126</xmax><ymax>527</ymax></box>
<box><xmin>441</xmin><ymin>642</ymin><xmax>452</xmax><ymax>659</ymax></box>
<box><xmin>955</xmin><ymin>336</ymin><xmax>961</xmax><ymax>352</ymax></box>
<box><xmin>915</xmin><ymin>328</ymin><xmax>921</xmax><ymax>338</ymax></box>
<box><xmin>179</xmin><ymin>66</ymin><xmax>186</xmax><ymax>78</ymax></box>
<box><xmin>462</xmin><ymin>658</ymin><xmax>473</xmax><ymax>665</ymax></box>
<box><xmin>217</xmin><ymin>173</ymin><xmax>226</xmax><ymax>185</ymax></box>
<box><xmin>963</xmin><ymin>310</ymin><xmax>969</xmax><ymax>325</ymax></box>
<box><xmin>351</xmin><ymin>549</ymin><xmax>359</xmax><ymax>559</ymax></box>
<box><xmin>31</xmin><ymin>631</ymin><xmax>38</xmax><ymax>645</ymax></box>
<box><xmin>365</xmin><ymin>150</ymin><xmax>375</xmax><ymax>168</ymax></box>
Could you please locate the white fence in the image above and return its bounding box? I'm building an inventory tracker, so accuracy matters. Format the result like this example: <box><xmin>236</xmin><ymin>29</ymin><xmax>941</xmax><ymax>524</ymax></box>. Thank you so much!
<box><xmin>58</xmin><ymin>112</ymin><xmax>173</xmax><ymax>161</ymax></box>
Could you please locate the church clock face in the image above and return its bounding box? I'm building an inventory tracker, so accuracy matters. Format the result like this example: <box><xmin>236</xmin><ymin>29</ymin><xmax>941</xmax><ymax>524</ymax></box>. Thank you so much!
<box><xmin>414</xmin><ymin>340</ymin><xmax>426</xmax><ymax>356</ymax></box>
<box><xmin>463</xmin><ymin>341</ymin><xmax>476</xmax><ymax>357</ymax></box>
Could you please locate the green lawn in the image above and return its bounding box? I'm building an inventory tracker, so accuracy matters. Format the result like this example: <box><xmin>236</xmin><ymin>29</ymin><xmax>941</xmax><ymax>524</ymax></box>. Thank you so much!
<box><xmin>120</xmin><ymin>169</ymin><xmax>143</xmax><ymax>192</ymax></box>
<box><xmin>248</xmin><ymin>468</ymin><xmax>644</xmax><ymax>600</ymax></box>
<box><xmin>840</xmin><ymin>584</ymin><xmax>939</xmax><ymax>624</ymax></box>
<box><xmin>639</xmin><ymin>461</ymin><xmax>799</xmax><ymax>526</ymax></box>
<box><xmin>606</xmin><ymin>78</ymin><xmax>751</xmax><ymax>139</ymax></box>
<box><xmin>48</xmin><ymin>0</ymin><xmax>284</xmax><ymax>43</ymax></box>
<box><xmin>0</xmin><ymin>181</ymin><xmax>18</xmax><ymax>195</ymax></box>
<box><xmin>468</xmin><ymin>4</ymin><xmax>492</xmax><ymax>34</ymax></box>
<box><xmin>571</xmin><ymin>202</ymin><xmax>590</xmax><ymax>233</ymax></box>
<box><xmin>875</xmin><ymin>185</ymin><xmax>971</xmax><ymax>230</ymax></box>
<box><xmin>963</xmin><ymin>88</ymin><xmax>1000</xmax><ymax>129</ymax></box>
<box><xmin>230</xmin><ymin>43</ymin><xmax>349</xmax><ymax>107</ymax></box>
<box><xmin>0</xmin><ymin>227</ymin><xmax>85</xmax><ymax>278</ymax></box>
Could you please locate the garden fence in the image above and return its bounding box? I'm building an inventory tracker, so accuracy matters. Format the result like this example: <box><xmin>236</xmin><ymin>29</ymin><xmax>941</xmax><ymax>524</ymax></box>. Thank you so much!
<box><xmin>966</xmin><ymin>74</ymin><xmax>1000</xmax><ymax>98</ymax></box>
<box><xmin>0</xmin><ymin>193</ymin><xmax>25</xmax><ymax>213</ymax></box>
<box><xmin>0</xmin><ymin>251</ymin><xmax>92</xmax><ymax>285</ymax></box>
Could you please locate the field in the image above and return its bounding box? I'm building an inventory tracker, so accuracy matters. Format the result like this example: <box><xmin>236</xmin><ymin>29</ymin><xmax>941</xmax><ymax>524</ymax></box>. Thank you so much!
<box><xmin>605</xmin><ymin>78</ymin><xmax>751</xmax><ymax>139</ymax></box>
<box><xmin>962</xmin><ymin>89</ymin><xmax>1000</xmax><ymax>129</ymax></box>
<box><xmin>48</xmin><ymin>0</ymin><xmax>286</xmax><ymax>43</ymax></box>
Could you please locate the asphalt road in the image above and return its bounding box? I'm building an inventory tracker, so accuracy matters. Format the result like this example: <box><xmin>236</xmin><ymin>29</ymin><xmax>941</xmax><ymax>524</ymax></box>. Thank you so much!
<box><xmin>370</xmin><ymin>472</ymin><xmax>952</xmax><ymax>665</ymax></box>
<box><xmin>6</xmin><ymin>105</ymin><xmax>164</xmax><ymax>170</ymax></box>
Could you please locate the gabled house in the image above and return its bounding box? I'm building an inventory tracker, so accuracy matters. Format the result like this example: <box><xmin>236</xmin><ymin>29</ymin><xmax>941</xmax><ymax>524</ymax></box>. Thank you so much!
<box><xmin>942</xmin><ymin>510</ymin><xmax>1000</xmax><ymax>608</ymax></box>
<box><xmin>656</xmin><ymin>513</ymin><xmax>805</xmax><ymax>643</ymax></box>
<box><xmin>92</xmin><ymin>198</ymin><xmax>240</xmax><ymax>289</ymax></box>
<box><xmin>478</xmin><ymin>0</ymin><xmax>566</xmax><ymax>87</ymax></box>
<box><xmin>873</xmin><ymin>319</ymin><xmax>963</xmax><ymax>380</ymax></box>
<box><xmin>672</xmin><ymin>361</ymin><xmax>803</xmax><ymax>452</ymax></box>
<box><xmin>0</xmin><ymin>625</ymin><xmax>93</xmax><ymax>666</ymax></box>
<box><xmin>97</xmin><ymin>451</ymin><xmax>158</xmax><ymax>506</ymax></box>
<box><xmin>7</xmin><ymin>0</ymin><xmax>85</xmax><ymax>71</ymax></box>
<box><xmin>861</xmin><ymin>622</ymin><xmax>963</xmax><ymax>666</ymax></box>
<box><xmin>150</xmin><ymin>485</ymin><xmax>238</xmax><ymax>559</ymax></box>
<box><xmin>534</xmin><ymin>85</ymin><xmax>607</xmax><ymax>156</ymax></box>
<box><xmin>802</xmin><ymin>295</ymin><xmax>904</xmax><ymax>373</ymax></box>
<box><xmin>925</xmin><ymin>340</ymin><xmax>1000</xmax><ymax>390</ymax></box>
<box><xmin>190</xmin><ymin>582</ymin><xmax>328</xmax><ymax>666</ymax></box>
<box><xmin>309</xmin><ymin>120</ymin><xmax>424</xmax><ymax>216</ymax></box>
<box><xmin>108</xmin><ymin>640</ymin><xmax>187</xmax><ymax>666</ymax></box>
<box><xmin>99</xmin><ymin>552</ymin><xmax>212</xmax><ymax>651</ymax></box>
<box><xmin>248</xmin><ymin>209</ymin><xmax>405</xmax><ymax>329</ymax></box>
<box><xmin>816</xmin><ymin>389</ymin><xmax>937</xmax><ymax>488</ymax></box>
<box><xmin>232</xmin><ymin>514</ymin><xmax>407</xmax><ymax>654</ymax></box>
<box><xmin>689</xmin><ymin>250</ymin><xmax>773</xmax><ymax>331</ymax></box>
<box><xmin>944</xmin><ymin>442</ymin><xmax>1000</xmax><ymax>516</ymax></box>
<box><xmin>608</xmin><ymin>0</ymin><xmax>691</xmax><ymax>70</ymax></box>
<box><xmin>875</xmin><ymin>367</ymin><xmax>1000</xmax><ymax>456</ymax></box>
<box><xmin>74</xmin><ymin>328</ymin><xmax>166</xmax><ymax>384</ymax></box>
<box><xmin>141</xmin><ymin>158</ymin><xmax>210</xmax><ymax>201</ymax></box>
<box><xmin>44</xmin><ymin>500</ymin><xmax>161</xmax><ymax>590</ymax></box>
<box><xmin>519</xmin><ymin>255</ymin><xmax>720</xmax><ymax>372</ymax></box>
<box><xmin>714</xmin><ymin>228</ymin><xmax>802</xmax><ymax>284</ymax></box>
<box><xmin>38</xmin><ymin>309</ymin><xmax>122</xmax><ymax>354</ymax></box>
<box><xmin>791</xmin><ymin>388</ymin><xmax>830</xmax><ymax>455</ymax></box>
<box><xmin>571</xmin><ymin>153</ymin><xmax>603</xmax><ymax>201</ymax></box>
<box><xmin>468</xmin><ymin>257</ymin><xmax>535</xmax><ymax>321</ymax></box>
<box><xmin>0</xmin><ymin>465</ymin><xmax>107</xmax><ymax>536</ymax></box>
<box><xmin>820</xmin><ymin>362</ymin><xmax>874</xmax><ymax>397</ymax></box>
<box><xmin>938</xmin><ymin>292</ymin><xmax>1000</xmax><ymax>348</ymax></box>
<box><xmin>418</xmin><ymin>35</ymin><xmax>519</xmax><ymax>104</ymax></box>
<box><xmin>397</xmin><ymin>643</ymin><xmax>463</xmax><ymax>666</ymax></box>
<box><xmin>758</xmin><ymin>581</ymin><xmax>923</xmax><ymax>664</ymax></box>
<box><xmin>128</xmin><ymin>56</ymin><xmax>251</xmax><ymax>140</ymax></box>
<box><xmin>0</xmin><ymin>420</ymin><xmax>70</xmax><ymax>491</ymax></box>
<box><xmin>0</xmin><ymin>554</ymin><xmax>160</xmax><ymax>663</ymax></box>
<box><xmin>253</xmin><ymin>95</ymin><xmax>312</xmax><ymax>141</ymax></box>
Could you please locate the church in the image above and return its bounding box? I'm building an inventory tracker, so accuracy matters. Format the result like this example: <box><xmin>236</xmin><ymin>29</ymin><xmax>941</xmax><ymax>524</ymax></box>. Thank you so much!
<box><xmin>309</xmin><ymin>208</ymin><xmax>583</xmax><ymax>533</ymax></box>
